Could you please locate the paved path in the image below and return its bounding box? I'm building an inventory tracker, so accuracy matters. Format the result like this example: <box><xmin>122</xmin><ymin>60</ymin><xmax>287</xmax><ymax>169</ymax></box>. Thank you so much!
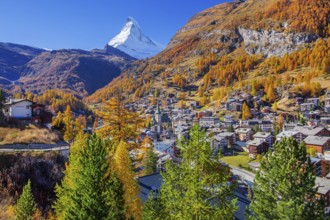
<box><xmin>230</xmin><ymin>166</ymin><xmax>255</xmax><ymax>186</ymax></box>
<box><xmin>0</xmin><ymin>142</ymin><xmax>70</xmax><ymax>152</ymax></box>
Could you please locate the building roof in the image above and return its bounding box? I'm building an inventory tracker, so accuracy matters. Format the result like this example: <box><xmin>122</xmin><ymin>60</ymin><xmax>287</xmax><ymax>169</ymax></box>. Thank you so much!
<box><xmin>213</xmin><ymin>135</ymin><xmax>227</xmax><ymax>142</ymax></box>
<box><xmin>254</xmin><ymin>132</ymin><xmax>271</xmax><ymax>138</ymax></box>
<box><xmin>246</xmin><ymin>139</ymin><xmax>265</xmax><ymax>146</ymax></box>
<box><xmin>154</xmin><ymin>140</ymin><xmax>175</xmax><ymax>153</ymax></box>
<box><xmin>138</xmin><ymin>173</ymin><xmax>163</xmax><ymax>202</ymax></box>
<box><xmin>304</xmin><ymin>136</ymin><xmax>330</xmax><ymax>146</ymax></box>
<box><xmin>235</xmin><ymin>128</ymin><xmax>252</xmax><ymax>134</ymax></box>
<box><xmin>4</xmin><ymin>99</ymin><xmax>33</xmax><ymax>106</ymax></box>
<box><xmin>276</xmin><ymin>131</ymin><xmax>300</xmax><ymax>139</ymax></box>
<box><xmin>293</xmin><ymin>126</ymin><xmax>326</xmax><ymax>136</ymax></box>
<box><xmin>218</xmin><ymin>132</ymin><xmax>235</xmax><ymax>137</ymax></box>
<box><xmin>315</xmin><ymin>177</ymin><xmax>330</xmax><ymax>195</ymax></box>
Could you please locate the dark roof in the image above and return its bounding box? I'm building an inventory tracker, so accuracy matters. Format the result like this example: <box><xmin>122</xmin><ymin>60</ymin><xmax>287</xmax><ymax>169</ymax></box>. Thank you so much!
<box><xmin>4</xmin><ymin>99</ymin><xmax>33</xmax><ymax>106</ymax></box>
<box><xmin>138</xmin><ymin>173</ymin><xmax>163</xmax><ymax>202</ymax></box>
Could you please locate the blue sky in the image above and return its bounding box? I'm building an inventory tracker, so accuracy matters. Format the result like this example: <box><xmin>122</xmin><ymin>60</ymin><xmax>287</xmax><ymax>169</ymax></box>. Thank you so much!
<box><xmin>0</xmin><ymin>0</ymin><xmax>229</xmax><ymax>50</ymax></box>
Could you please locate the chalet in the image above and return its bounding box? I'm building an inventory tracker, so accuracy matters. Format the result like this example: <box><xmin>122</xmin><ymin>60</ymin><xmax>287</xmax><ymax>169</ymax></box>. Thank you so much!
<box><xmin>293</xmin><ymin>126</ymin><xmax>330</xmax><ymax>137</ymax></box>
<box><xmin>225</xmin><ymin>98</ymin><xmax>236</xmax><ymax>110</ymax></box>
<box><xmin>307</xmin><ymin>98</ymin><xmax>320</xmax><ymax>106</ymax></box>
<box><xmin>3</xmin><ymin>99</ymin><xmax>33</xmax><ymax>119</ymax></box>
<box><xmin>260</xmin><ymin>120</ymin><xmax>273</xmax><ymax>132</ymax></box>
<box><xmin>300</xmin><ymin>103</ymin><xmax>315</xmax><ymax>112</ymax></box>
<box><xmin>218</xmin><ymin>132</ymin><xmax>236</xmax><ymax>146</ymax></box>
<box><xmin>253</xmin><ymin>132</ymin><xmax>273</xmax><ymax>148</ymax></box>
<box><xmin>304</xmin><ymin>136</ymin><xmax>330</xmax><ymax>154</ymax></box>
<box><xmin>246</xmin><ymin>139</ymin><xmax>268</xmax><ymax>159</ymax></box>
<box><xmin>199</xmin><ymin>117</ymin><xmax>220</xmax><ymax>128</ymax></box>
<box><xmin>315</xmin><ymin>177</ymin><xmax>330</xmax><ymax>213</ymax></box>
<box><xmin>211</xmin><ymin>135</ymin><xmax>228</xmax><ymax>154</ymax></box>
<box><xmin>223</xmin><ymin>116</ymin><xmax>235</xmax><ymax>127</ymax></box>
<box><xmin>235</xmin><ymin>128</ymin><xmax>253</xmax><ymax>142</ymax></box>
<box><xmin>229</xmin><ymin>102</ymin><xmax>243</xmax><ymax>112</ymax></box>
<box><xmin>276</xmin><ymin>130</ymin><xmax>305</xmax><ymax>143</ymax></box>
<box><xmin>31</xmin><ymin>103</ymin><xmax>53</xmax><ymax>125</ymax></box>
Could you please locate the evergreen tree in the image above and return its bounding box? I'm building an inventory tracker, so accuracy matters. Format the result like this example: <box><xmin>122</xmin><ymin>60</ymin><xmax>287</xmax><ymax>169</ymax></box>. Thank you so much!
<box><xmin>53</xmin><ymin>133</ymin><xmax>87</xmax><ymax>219</ymax></box>
<box><xmin>142</xmin><ymin>191</ymin><xmax>164</xmax><ymax>220</ymax></box>
<box><xmin>227</xmin><ymin>124</ymin><xmax>234</xmax><ymax>132</ymax></box>
<box><xmin>242</xmin><ymin>102</ymin><xmax>252</xmax><ymax>120</ymax></box>
<box><xmin>158</xmin><ymin>124</ymin><xmax>237</xmax><ymax>219</ymax></box>
<box><xmin>15</xmin><ymin>180</ymin><xmax>37</xmax><ymax>220</ymax></box>
<box><xmin>0</xmin><ymin>89</ymin><xmax>5</xmax><ymax>109</ymax></box>
<box><xmin>114</xmin><ymin>141</ymin><xmax>142</xmax><ymax>220</ymax></box>
<box><xmin>56</xmin><ymin>134</ymin><xmax>125</xmax><ymax>220</ymax></box>
<box><xmin>143</xmin><ymin>147</ymin><xmax>158</xmax><ymax>175</ymax></box>
<box><xmin>248</xmin><ymin>137</ymin><xmax>324</xmax><ymax>220</ymax></box>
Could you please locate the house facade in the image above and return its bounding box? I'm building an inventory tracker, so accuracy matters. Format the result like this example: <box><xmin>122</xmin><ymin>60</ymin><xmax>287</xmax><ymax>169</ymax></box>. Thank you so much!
<box><xmin>3</xmin><ymin>99</ymin><xmax>33</xmax><ymax>119</ymax></box>
<box><xmin>235</xmin><ymin>128</ymin><xmax>253</xmax><ymax>142</ymax></box>
<box><xmin>246</xmin><ymin>139</ymin><xmax>269</xmax><ymax>159</ymax></box>
<box><xmin>253</xmin><ymin>132</ymin><xmax>273</xmax><ymax>148</ymax></box>
<box><xmin>304</xmin><ymin>136</ymin><xmax>330</xmax><ymax>154</ymax></box>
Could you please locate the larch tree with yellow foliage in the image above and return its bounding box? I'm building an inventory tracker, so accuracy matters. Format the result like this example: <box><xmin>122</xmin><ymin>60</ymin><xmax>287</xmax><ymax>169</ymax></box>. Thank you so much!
<box><xmin>242</xmin><ymin>102</ymin><xmax>252</xmax><ymax>120</ymax></box>
<box><xmin>97</xmin><ymin>94</ymin><xmax>143</xmax><ymax>146</ymax></box>
<box><xmin>114</xmin><ymin>141</ymin><xmax>142</xmax><ymax>220</ymax></box>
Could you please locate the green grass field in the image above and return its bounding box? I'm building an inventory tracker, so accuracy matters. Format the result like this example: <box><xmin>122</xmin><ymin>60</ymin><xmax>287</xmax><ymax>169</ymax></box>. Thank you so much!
<box><xmin>221</xmin><ymin>152</ymin><xmax>260</xmax><ymax>170</ymax></box>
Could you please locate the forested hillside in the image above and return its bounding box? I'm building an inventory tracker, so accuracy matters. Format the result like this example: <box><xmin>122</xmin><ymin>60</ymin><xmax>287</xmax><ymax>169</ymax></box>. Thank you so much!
<box><xmin>86</xmin><ymin>0</ymin><xmax>330</xmax><ymax>108</ymax></box>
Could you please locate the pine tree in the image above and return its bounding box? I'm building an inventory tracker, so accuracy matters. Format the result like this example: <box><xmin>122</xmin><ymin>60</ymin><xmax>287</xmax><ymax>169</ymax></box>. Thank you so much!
<box><xmin>142</xmin><ymin>191</ymin><xmax>164</xmax><ymax>220</ymax></box>
<box><xmin>114</xmin><ymin>141</ymin><xmax>142</xmax><ymax>219</ymax></box>
<box><xmin>15</xmin><ymin>180</ymin><xmax>37</xmax><ymax>220</ymax></box>
<box><xmin>242</xmin><ymin>102</ymin><xmax>252</xmax><ymax>120</ymax></box>
<box><xmin>248</xmin><ymin>137</ymin><xmax>324</xmax><ymax>219</ymax></box>
<box><xmin>53</xmin><ymin>133</ymin><xmax>87</xmax><ymax>219</ymax></box>
<box><xmin>143</xmin><ymin>147</ymin><xmax>158</xmax><ymax>175</ymax></box>
<box><xmin>0</xmin><ymin>89</ymin><xmax>5</xmax><ymax>109</ymax></box>
<box><xmin>67</xmin><ymin>134</ymin><xmax>125</xmax><ymax>219</ymax></box>
<box><xmin>55</xmin><ymin>134</ymin><xmax>125</xmax><ymax>220</ymax></box>
<box><xmin>158</xmin><ymin>124</ymin><xmax>237</xmax><ymax>219</ymax></box>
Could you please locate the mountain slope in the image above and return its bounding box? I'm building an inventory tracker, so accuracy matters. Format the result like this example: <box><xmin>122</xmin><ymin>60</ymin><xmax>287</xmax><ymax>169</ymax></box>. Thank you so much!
<box><xmin>0</xmin><ymin>43</ymin><xmax>135</xmax><ymax>97</ymax></box>
<box><xmin>17</xmin><ymin>47</ymin><xmax>134</xmax><ymax>97</ymax></box>
<box><xmin>0</xmin><ymin>42</ymin><xmax>45</xmax><ymax>84</ymax></box>
<box><xmin>86</xmin><ymin>0</ymin><xmax>330</xmax><ymax>105</ymax></box>
<box><xmin>108</xmin><ymin>17</ymin><xmax>165</xmax><ymax>59</ymax></box>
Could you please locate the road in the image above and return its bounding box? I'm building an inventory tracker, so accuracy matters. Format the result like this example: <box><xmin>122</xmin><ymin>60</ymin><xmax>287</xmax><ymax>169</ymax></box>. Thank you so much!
<box><xmin>0</xmin><ymin>142</ymin><xmax>70</xmax><ymax>152</ymax></box>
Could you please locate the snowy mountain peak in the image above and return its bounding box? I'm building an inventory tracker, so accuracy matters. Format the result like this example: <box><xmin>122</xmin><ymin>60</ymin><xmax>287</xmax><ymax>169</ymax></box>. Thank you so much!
<box><xmin>108</xmin><ymin>17</ymin><xmax>165</xmax><ymax>59</ymax></box>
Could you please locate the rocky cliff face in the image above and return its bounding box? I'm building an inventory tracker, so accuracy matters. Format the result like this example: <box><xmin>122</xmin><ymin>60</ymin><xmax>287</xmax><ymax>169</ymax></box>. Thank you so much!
<box><xmin>238</xmin><ymin>28</ymin><xmax>318</xmax><ymax>57</ymax></box>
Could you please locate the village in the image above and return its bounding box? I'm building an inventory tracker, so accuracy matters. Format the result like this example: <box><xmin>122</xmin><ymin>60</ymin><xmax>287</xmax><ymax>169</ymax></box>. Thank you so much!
<box><xmin>126</xmin><ymin>88</ymin><xmax>330</xmax><ymax>214</ymax></box>
<box><xmin>2</xmin><ymin>89</ymin><xmax>330</xmax><ymax>217</ymax></box>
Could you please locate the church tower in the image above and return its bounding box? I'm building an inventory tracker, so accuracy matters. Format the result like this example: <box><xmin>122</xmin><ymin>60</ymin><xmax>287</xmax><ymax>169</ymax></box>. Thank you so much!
<box><xmin>155</xmin><ymin>101</ymin><xmax>162</xmax><ymax>124</ymax></box>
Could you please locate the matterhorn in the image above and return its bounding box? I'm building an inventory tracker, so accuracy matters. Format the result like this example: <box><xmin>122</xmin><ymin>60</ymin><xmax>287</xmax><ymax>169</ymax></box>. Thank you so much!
<box><xmin>108</xmin><ymin>17</ymin><xmax>165</xmax><ymax>59</ymax></box>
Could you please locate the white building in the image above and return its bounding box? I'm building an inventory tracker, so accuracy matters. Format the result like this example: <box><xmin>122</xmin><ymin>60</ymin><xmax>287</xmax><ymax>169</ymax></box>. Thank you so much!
<box><xmin>253</xmin><ymin>132</ymin><xmax>273</xmax><ymax>148</ymax></box>
<box><xmin>3</xmin><ymin>99</ymin><xmax>33</xmax><ymax>119</ymax></box>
